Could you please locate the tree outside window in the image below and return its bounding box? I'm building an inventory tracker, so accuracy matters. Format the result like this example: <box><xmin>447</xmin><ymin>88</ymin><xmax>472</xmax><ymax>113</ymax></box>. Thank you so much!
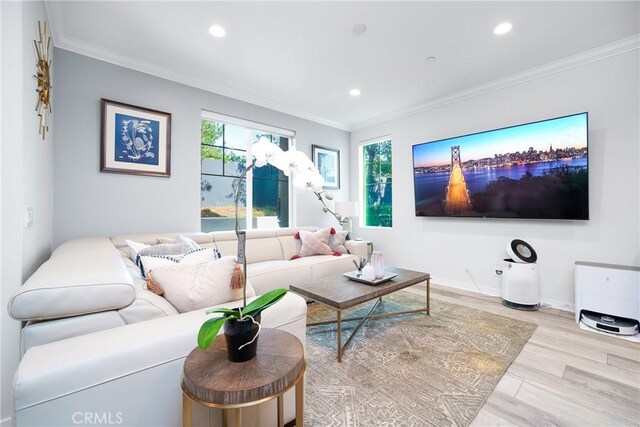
<box><xmin>363</xmin><ymin>140</ymin><xmax>392</xmax><ymax>227</ymax></box>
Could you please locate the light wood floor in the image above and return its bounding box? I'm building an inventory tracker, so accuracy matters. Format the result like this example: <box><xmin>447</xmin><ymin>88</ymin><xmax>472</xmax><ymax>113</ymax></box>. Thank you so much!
<box><xmin>404</xmin><ymin>282</ymin><xmax>640</xmax><ymax>427</ymax></box>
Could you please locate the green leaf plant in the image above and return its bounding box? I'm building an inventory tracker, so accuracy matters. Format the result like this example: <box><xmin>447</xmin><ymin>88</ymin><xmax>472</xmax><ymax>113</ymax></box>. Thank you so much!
<box><xmin>197</xmin><ymin>288</ymin><xmax>289</xmax><ymax>350</ymax></box>
<box><xmin>197</xmin><ymin>136</ymin><xmax>325</xmax><ymax>351</ymax></box>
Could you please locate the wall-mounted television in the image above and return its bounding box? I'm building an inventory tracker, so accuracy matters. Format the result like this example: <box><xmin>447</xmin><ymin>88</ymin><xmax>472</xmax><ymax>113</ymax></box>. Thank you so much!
<box><xmin>412</xmin><ymin>112</ymin><xmax>588</xmax><ymax>220</ymax></box>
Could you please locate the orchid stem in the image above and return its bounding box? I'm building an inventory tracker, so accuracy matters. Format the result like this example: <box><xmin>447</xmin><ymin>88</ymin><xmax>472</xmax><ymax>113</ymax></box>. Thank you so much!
<box><xmin>235</xmin><ymin>162</ymin><xmax>255</xmax><ymax>309</ymax></box>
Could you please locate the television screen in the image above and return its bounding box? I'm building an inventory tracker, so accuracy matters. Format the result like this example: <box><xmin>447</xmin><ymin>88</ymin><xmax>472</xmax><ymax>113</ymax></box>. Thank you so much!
<box><xmin>412</xmin><ymin>112</ymin><xmax>588</xmax><ymax>220</ymax></box>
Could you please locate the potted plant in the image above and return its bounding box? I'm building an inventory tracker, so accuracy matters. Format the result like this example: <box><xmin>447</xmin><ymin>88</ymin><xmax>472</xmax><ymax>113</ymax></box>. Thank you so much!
<box><xmin>198</xmin><ymin>137</ymin><xmax>325</xmax><ymax>362</ymax></box>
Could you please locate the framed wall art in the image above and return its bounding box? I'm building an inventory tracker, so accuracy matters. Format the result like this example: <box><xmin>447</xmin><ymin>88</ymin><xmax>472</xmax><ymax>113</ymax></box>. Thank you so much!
<box><xmin>312</xmin><ymin>144</ymin><xmax>340</xmax><ymax>190</ymax></box>
<box><xmin>100</xmin><ymin>99</ymin><xmax>171</xmax><ymax>177</ymax></box>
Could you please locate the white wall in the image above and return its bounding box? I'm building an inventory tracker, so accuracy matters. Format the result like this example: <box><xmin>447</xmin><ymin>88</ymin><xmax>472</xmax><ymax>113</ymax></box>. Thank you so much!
<box><xmin>52</xmin><ymin>49</ymin><xmax>351</xmax><ymax>246</ymax></box>
<box><xmin>0</xmin><ymin>1</ymin><xmax>53</xmax><ymax>424</ymax></box>
<box><xmin>350</xmin><ymin>49</ymin><xmax>640</xmax><ymax>309</ymax></box>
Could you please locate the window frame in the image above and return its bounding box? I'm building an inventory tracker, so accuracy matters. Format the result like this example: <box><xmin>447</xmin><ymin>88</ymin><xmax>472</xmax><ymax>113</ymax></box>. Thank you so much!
<box><xmin>201</xmin><ymin>110</ymin><xmax>296</xmax><ymax>231</ymax></box>
<box><xmin>359</xmin><ymin>136</ymin><xmax>393</xmax><ymax>229</ymax></box>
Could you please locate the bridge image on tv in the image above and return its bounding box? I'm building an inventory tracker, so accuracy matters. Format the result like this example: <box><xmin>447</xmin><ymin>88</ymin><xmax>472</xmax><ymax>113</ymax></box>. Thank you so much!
<box><xmin>412</xmin><ymin>113</ymin><xmax>589</xmax><ymax>220</ymax></box>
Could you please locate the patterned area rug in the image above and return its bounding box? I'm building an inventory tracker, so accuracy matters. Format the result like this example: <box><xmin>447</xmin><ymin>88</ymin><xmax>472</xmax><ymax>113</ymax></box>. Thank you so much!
<box><xmin>305</xmin><ymin>291</ymin><xmax>537</xmax><ymax>427</ymax></box>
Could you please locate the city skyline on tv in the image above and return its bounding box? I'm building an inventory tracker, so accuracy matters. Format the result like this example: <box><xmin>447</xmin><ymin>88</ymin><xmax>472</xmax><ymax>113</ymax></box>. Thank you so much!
<box><xmin>413</xmin><ymin>113</ymin><xmax>588</xmax><ymax>168</ymax></box>
<box><xmin>412</xmin><ymin>112</ymin><xmax>589</xmax><ymax>220</ymax></box>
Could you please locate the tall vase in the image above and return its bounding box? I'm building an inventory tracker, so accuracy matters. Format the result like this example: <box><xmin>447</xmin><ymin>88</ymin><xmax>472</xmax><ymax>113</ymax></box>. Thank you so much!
<box><xmin>371</xmin><ymin>251</ymin><xmax>385</xmax><ymax>279</ymax></box>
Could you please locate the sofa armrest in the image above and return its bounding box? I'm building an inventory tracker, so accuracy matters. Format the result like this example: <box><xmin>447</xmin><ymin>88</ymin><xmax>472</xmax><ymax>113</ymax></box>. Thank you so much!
<box><xmin>9</xmin><ymin>238</ymin><xmax>135</xmax><ymax>321</ymax></box>
<box><xmin>345</xmin><ymin>239</ymin><xmax>370</xmax><ymax>261</ymax></box>
<box><xmin>14</xmin><ymin>292</ymin><xmax>307</xmax><ymax>426</ymax></box>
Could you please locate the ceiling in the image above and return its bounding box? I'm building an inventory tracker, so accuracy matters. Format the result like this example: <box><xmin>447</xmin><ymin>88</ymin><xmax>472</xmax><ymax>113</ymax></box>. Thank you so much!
<box><xmin>46</xmin><ymin>1</ymin><xmax>640</xmax><ymax>131</ymax></box>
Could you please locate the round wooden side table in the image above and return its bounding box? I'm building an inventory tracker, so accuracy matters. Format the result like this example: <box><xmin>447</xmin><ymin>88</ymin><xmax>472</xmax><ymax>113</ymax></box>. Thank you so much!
<box><xmin>181</xmin><ymin>328</ymin><xmax>306</xmax><ymax>427</ymax></box>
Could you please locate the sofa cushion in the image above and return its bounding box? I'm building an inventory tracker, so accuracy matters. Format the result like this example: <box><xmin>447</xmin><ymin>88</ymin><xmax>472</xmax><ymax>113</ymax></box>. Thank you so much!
<box><xmin>246</xmin><ymin>260</ymin><xmax>313</xmax><ymax>296</ymax></box>
<box><xmin>117</xmin><ymin>258</ymin><xmax>180</xmax><ymax>324</ymax></box>
<box><xmin>9</xmin><ymin>238</ymin><xmax>136</xmax><ymax>321</ymax></box>
<box><xmin>111</xmin><ymin>232</ymin><xmax>213</xmax><ymax>249</ymax></box>
<box><xmin>213</xmin><ymin>229</ymin><xmax>285</xmax><ymax>264</ymax></box>
<box><xmin>148</xmin><ymin>257</ymin><xmax>256</xmax><ymax>313</ymax></box>
<box><xmin>21</xmin><ymin>311</ymin><xmax>127</xmax><ymax>355</ymax></box>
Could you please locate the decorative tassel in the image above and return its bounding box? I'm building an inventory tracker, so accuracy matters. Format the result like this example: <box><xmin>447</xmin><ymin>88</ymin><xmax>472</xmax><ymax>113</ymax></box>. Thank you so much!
<box><xmin>294</xmin><ymin>232</ymin><xmax>300</xmax><ymax>239</ymax></box>
<box><xmin>330</xmin><ymin>227</ymin><xmax>336</xmax><ymax>235</ymax></box>
<box><xmin>230</xmin><ymin>263</ymin><xmax>244</xmax><ymax>289</ymax></box>
<box><xmin>146</xmin><ymin>273</ymin><xmax>165</xmax><ymax>296</ymax></box>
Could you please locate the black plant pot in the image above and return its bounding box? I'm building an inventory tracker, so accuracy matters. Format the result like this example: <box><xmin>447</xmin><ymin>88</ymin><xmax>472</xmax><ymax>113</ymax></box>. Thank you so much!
<box><xmin>223</xmin><ymin>314</ymin><xmax>261</xmax><ymax>362</ymax></box>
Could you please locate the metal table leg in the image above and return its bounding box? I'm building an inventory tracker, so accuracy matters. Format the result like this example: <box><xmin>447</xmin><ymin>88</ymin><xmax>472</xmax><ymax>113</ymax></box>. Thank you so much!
<box><xmin>337</xmin><ymin>309</ymin><xmax>342</xmax><ymax>362</ymax></box>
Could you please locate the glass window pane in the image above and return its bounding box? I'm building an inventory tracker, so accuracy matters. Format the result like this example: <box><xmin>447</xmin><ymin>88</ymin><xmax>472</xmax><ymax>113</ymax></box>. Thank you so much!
<box><xmin>201</xmin><ymin>120</ymin><xmax>223</xmax><ymax>146</ymax></box>
<box><xmin>275</xmin><ymin>136</ymin><xmax>289</xmax><ymax>151</ymax></box>
<box><xmin>224</xmin><ymin>124</ymin><xmax>247</xmax><ymax>150</ymax></box>
<box><xmin>252</xmin><ymin>178</ymin><xmax>289</xmax><ymax>228</ymax></box>
<box><xmin>200</xmin><ymin>175</ymin><xmax>246</xmax><ymax>218</ymax></box>
<box><xmin>201</xmin><ymin>115</ymin><xmax>291</xmax><ymax>232</ymax></box>
<box><xmin>253</xmin><ymin>165</ymin><xmax>273</xmax><ymax>180</ymax></box>
<box><xmin>253</xmin><ymin>163</ymin><xmax>275</xmax><ymax>180</ymax></box>
<box><xmin>362</xmin><ymin>140</ymin><xmax>392</xmax><ymax>228</ymax></box>
<box><xmin>201</xmin><ymin>157</ymin><xmax>223</xmax><ymax>175</ymax></box>
<box><xmin>223</xmin><ymin>150</ymin><xmax>247</xmax><ymax>177</ymax></box>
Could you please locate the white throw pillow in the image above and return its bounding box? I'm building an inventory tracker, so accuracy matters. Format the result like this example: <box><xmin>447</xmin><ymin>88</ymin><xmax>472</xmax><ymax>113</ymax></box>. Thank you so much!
<box><xmin>157</xmin><ymin>235</ymin><xmax>200</xmax><ymax>248</ymax></box>
<box><xmin>138</xmin><ymin>247</ymin><xmax>221</xmax><ymax>278</ymax></box>
<box><xmin>148</xmin><ymin>256</ymin><xmax>256</xmax><ymax>313</ymax></box>
<box><xmin>125</xmin><ymin>239</ymin><xmax>150</xmax><ymax>262</ymax></box>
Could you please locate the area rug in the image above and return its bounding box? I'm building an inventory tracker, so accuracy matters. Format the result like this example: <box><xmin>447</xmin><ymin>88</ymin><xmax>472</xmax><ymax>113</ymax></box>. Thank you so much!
<box><xmin>304</xmin><ymin>291</ymin><xmax>537</xmax><ymax>427</ymax></box>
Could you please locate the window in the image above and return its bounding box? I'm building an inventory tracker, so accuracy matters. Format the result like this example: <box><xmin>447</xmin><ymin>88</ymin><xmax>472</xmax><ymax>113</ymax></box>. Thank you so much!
<box><xmin>200</xmin><ymin>112</ymin><xmax>292</xmax><ymax>232</ymax></box>
<box><xmin>361</xmin><ymin>139</ymin><xmax>392</xmax><ymax>227</ymax></box>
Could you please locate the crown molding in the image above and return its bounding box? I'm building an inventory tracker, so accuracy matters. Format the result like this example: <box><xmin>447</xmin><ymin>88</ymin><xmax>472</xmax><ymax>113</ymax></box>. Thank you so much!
<box><xmin>351</xmin><ymin>35</ymin><xmax>640</xmax><ymax>131</ymax></box>
<box><xmin>44</xmin><ymin>0</ymin><xmax>638</xmax><ymax>136</ymax></box>
<box><xmin>45</xmin><ymin>7</ymin><xmax>351</xmax><ymax>132</ymax></box>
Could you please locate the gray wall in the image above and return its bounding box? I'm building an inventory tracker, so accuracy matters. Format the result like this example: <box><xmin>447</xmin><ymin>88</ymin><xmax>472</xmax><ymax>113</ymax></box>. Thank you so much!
<box><xmin>53</xmin><ymin>49</ymin><xmax>350</xmax><ymax>246</ymax></box>
<box><xmin>350</xmin><ymin>49</ymin><xmax>639</xmax><ymax>309</ymax></box>
<box><xmin>1</xmin><ymin>1</ymin><xmax>54</xmax><ymax>422</ymax></box>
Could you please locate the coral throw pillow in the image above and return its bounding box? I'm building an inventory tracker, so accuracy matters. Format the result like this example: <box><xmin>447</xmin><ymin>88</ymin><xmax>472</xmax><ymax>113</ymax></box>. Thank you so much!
<box><xmin>329</xmin><ymin>231</ymin><xmax>349</xmax><ymax>254</ymax></box>
<box><xmin>298</xmin><ymin>228</ymin><xmax>334</xmax><ymax>257</ymax></box>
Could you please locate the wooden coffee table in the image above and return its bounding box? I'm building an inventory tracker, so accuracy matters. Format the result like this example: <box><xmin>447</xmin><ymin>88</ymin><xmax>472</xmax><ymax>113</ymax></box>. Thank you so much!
<box><xmin>290</xmin><ymin>266</ymin><xmax>430</xmax><ymax>362</ymax></box>
<box><xmin>181</xmin><ymin>329</ymin><xmax>306</xmax><ymax>427</ymax></box>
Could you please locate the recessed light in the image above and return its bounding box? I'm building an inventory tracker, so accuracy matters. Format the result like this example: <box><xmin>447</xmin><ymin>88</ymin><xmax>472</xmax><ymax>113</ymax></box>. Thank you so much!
<box><xmin>349</xmin><ymin>89</ymin><xmax>361</xmax><ymax>97</ymax></box>
<box><xmin>494</xmin><ymin>22</ymin><xmax>512</xmax><ymax>35</ymax></box>
<box><xmin>209</xmin><ymin>25</ymin><xmax>226</xmax><ymax>38</ymax></box>
<box><xmin>352</xmin><ymin>23</ymin><xmax>367</xmax><ymax>36</ymax></box>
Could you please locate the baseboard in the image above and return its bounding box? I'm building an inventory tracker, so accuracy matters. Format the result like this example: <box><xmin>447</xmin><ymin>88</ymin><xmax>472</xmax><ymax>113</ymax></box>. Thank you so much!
<box><xmin>1</xmin><ymin>416</ymin><xmax>12</xmax><ymax>427</ymax></box>
<box><xmin>540</xmin><ymin>298</ymin><xmax>575</xmax><ymax>313</ymax></box>
<box><xmin>431</xmin><ymin>276</ymin><xmax>501</xmax><ymax>297</ymax></box>
<box><xmin>431</xmin><ymin>277</ymin><xmax>574</xmax><ymax>313</ymax></box>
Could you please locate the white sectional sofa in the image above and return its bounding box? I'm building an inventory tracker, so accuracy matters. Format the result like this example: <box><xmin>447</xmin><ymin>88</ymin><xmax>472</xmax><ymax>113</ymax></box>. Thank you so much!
<box><xmin>8</xmin><ymin>227</ymin><xmax>368</xmax><ymax>427</ymax></box>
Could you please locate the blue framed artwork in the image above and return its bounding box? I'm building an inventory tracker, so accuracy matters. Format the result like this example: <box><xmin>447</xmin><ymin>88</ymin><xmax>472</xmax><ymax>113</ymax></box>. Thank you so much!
<box><xmin>312</xmin><ymin>144</ymin><xmax>340</xmax><ymax>190</ymax></box>
<box><xmin>101</xmin><ymin>99</ymin><xmax>171</xmax><ymax>177</ymax></box>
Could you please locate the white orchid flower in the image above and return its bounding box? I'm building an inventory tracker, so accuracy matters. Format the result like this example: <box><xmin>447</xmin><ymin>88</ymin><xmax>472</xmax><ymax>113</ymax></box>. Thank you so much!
<box><xmin>293</xmin><ymin>169</ymin><xmax>325</xmax><ymax>191</ymax></box>
<box><xmin>271</xmin><ymin>147</ymin><xmax>313</xmax><ymax>176</ymax></box>
<box><xmin>251</xmin><ymin>137</ymin><xmax>283</xmax><ymax>168</ymax></box>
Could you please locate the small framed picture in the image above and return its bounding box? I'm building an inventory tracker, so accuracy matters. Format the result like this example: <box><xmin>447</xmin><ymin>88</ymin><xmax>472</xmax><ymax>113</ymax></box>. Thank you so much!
<box><xmin>312</xmin><ymin>145</ymin><xmax>340</xmax><ymax>190</ymax></box>
<box><xmin>100</xmin><ymin>99</ymin><xmax>171</xmax><ymax>177</ymax></box>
